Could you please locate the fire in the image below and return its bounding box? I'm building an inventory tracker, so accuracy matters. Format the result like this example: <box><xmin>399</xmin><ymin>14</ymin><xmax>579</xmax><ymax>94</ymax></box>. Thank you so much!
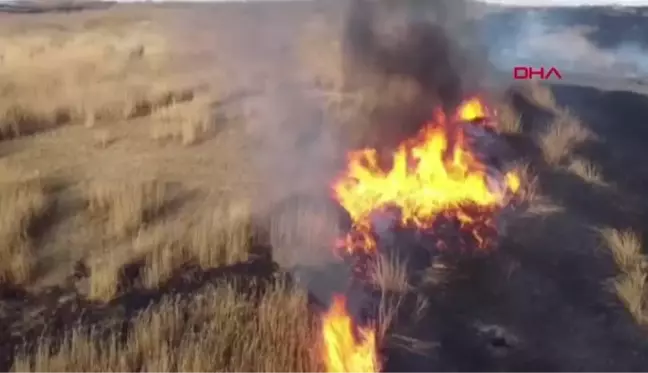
<box><xmin>332</xmin><ymin>97</ymin><xmax>520</xmax><ymax>254</ymax></box>
<box><xmin>320</xmin><ymin>97</ymin><xmax>521</xmax><ymax>373</ymax></box>
<box><xmin>457</xmin><ymin>96</ymin><xmax>488</xmax><ymax>122</ymax></box>
<box><xmin>321</xmin><ymin>295</ymin><xmax>380</xmax><ymax>373</ymax></box>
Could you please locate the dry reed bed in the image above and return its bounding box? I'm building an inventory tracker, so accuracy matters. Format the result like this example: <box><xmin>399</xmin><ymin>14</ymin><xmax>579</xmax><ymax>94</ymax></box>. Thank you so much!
<box><xmin>83</xmin><ymin>179</ymin><xmax>254</xmax><ymax>302</ymax></box>
<box><xmin>12</xmin><ymin>281</ymin><xmax>323</xmax><ymax>372</ymax></box>
<box><xmin>0</xmin><ymin>161</ymin><xmax>53</xmax><ymax>286</ymax></box>
<box><xmin>0</xmin><ymin>17</ymin><xmax>205</xmax><ymax>141</ymax></box>
<box><xmin>601</xmin><ymin>229</ymin><xmax>648</xmax><ymax>326</ymax></box>
<box><xmin>514</xmin><ymin>83</ymin><xmax>648</xmax><ymax>329</ymax></box>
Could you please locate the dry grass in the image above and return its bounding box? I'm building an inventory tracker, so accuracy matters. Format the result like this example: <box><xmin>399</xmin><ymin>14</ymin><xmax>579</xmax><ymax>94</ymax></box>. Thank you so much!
<box><xmin>84</xmin><ymin>200</ymin><xmax>254</xmax><ymax>302</ymax></box>
<box><xmin>85</xmin><ymin>246</ymin><xmax>129</xmax><ymax>302</ymax></box>
<box><xmin>601</xmin><ymin>228</ymin><xmax>648</xmax><ymax>325</ymax></box>
<box><xmin>83</xmin><ymin>179</ymin><xmax>173</xmax><ymax>301</ymax></box>
<box><xmin>6</xmin><ymin>5</ymin><xmax>645</xmax><ymax>372</ymax></box>
<box><xmin>0</xmin><ymin>16</ymin><xmax>194</xmax><ymax>140</ymax></box>
<box><xmin>92</xmin><ymin>128</ymin><xmax>114</xmax><ymax>148</ymax></box>
<box><xmin>602</xmin><ymin>228</ymin><xmax>646</xmax><ymax>274</ymax></box>
<box><xmin>519</xmin><ymin>81</ymin><xmax>558</xmax><ymax>112</ymax></box>
<box><xmin>370</xmin><ymin>253</ymin><xmax>411</xmax><ymax>293</ymax></box>
<box><xmin>511</xmin><ymin>162</ymin><xmax>539</xmax><ymax>203</ymax></box>
<box><xmin>0</xmin><ymin>166</ymin><xmax>49</xmax><ymax>285</ymax></box>
<box><xmin>185</xmin><ymin>203</ymin><xmax>253</xmax><ymax>267</ymax></box>
<box><xmin>13</xmin><ymin>281</ymin><xmax>323</xmax><ymax>372</ymax></box>
<box><xmin>269</xmin><ymin>196</ymin><xmax>341</xmax><ymax>269</ymax></box>
<box><xmin>539</xmin><ymin>111</ymin><xmax>593</xmax><ymax>165</ymax></box>
<box><xmin>0</xmin><ymin>8</ymin><xmax>382</xmax><ymax>373</ymax></box>
<box><xmin>86</xmin><ymin>179</ymin><xmax>170</xmax><ymax>238</ymax></box>
<box><xmin>567</xmin><ymin>157</ymin><xmax>606</xmax><ymax>186</ymax></box>
<box><xmin>523</xmin><ymin>196</ymin><xmax>566</xmax><ymax>217</ymax></box>
<box><xmin>613</xmin><ymin>268</ymin><xmax>647</xmax><ymax>324</ymax></box>
<box><xmin>375</xmin><ymin>274</ymin><xmax>431</xmax><ymax>355</ymax></box>
<box><xmin>138</xmin><ymin>203</ymin><xmax>253</xmax><ymax>290</ymax></box>
<box><xmin>150</xmin><ymin>96</ymin><xmax>217</xmax><ymax>146</ymax></box>
<box><xmin>495</xmin><ymin>103</ymin><xmax>522</xmax><ymax>134</ymax></box>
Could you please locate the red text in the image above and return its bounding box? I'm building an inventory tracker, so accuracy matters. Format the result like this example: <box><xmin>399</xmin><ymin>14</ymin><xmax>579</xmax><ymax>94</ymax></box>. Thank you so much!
<box><xmin>513</xmin><ymin>66</ymin><xmax>563</xmax><ymax>80</ymax></box>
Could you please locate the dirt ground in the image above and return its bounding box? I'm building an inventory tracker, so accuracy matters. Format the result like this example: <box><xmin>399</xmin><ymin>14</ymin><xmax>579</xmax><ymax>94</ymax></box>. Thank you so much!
<box><xmin>1</xmin><ymin>1</ymin><xmax>648</xmax><ymax>372</ymax></box>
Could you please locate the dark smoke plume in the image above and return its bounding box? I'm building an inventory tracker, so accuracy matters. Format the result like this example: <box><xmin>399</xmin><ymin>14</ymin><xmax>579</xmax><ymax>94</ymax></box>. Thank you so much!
<box><xmin>345</xmin><ymin>0</ymin><xmax>486</xmax><ymax>109</ymax></box>
<box><xmin>342</xmin><ymin>0</ymin><xmax>489</xmax><ymax>151</ymax></box>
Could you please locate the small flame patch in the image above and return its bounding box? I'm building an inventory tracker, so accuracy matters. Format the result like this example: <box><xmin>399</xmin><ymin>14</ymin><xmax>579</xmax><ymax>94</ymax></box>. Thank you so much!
<box><xmin>321</xmin><ymin>295</ymin><xmax>380</xmax><ymax>373</ymax></box>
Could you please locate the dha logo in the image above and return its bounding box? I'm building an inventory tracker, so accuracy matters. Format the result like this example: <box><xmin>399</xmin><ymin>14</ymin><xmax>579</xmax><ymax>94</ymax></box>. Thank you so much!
<box><xmin>513</xmin><ymin>66</ymin><xmax>563</xmax><ymax>80</ymax></box>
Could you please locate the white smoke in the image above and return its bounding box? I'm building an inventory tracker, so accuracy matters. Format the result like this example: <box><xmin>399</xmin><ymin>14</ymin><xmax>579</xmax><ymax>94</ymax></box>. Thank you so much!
<box><xmin>483</xmin><ymin>10</ymin><xmax>648</xmax><ymax>80</ymax></box>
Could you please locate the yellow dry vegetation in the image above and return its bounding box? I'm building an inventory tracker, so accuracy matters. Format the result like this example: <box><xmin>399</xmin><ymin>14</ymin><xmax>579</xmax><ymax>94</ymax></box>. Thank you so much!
<box><xmin>1</xmin><ymin>4</ymin><xmax>646</xmax><ymax>372</ymax></box>
<box><xmin>13</xmin><ymin>281</ymin><xmax>323</xmax><ymax>372</ymax></box>
<box><xmin>601</xmin><ymin>228</ymin><xmax>648</xmax><ymax>325</ymax></box>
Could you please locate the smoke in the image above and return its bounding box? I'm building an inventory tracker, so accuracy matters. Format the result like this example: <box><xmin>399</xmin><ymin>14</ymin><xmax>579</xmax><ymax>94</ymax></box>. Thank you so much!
<box><xmin>340</xmin><ymin>0</ymin><xmax>493</xmax><ymax>156</ymax></box>
<box><xmin>343</xmin><ymin>0</ymin><xmax>487</xmax><ymax>111</ymax></box>
<box><xmin>166</xmin><ymin>1</ymin><xmax>493</xmax><ymax>306</ymax></box>
<box><xmin>245</xmin><ymin>0</ymin><xmax>493</xmax><ymax>308</ymax></box>
<box><xmin>483</xmin><ymin>9</ymin><xmax>648</xmax><ymax>79</ymax></box>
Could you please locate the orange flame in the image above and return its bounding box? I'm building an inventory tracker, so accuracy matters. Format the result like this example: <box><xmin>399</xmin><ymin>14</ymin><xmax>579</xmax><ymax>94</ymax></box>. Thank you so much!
<box><xmin>332</xmin><ymin>97</ymin><xmax>520</xmax><ymax>254</ymax></box>
<box><xmin>457</xmin><ymin>96</ymin><xmax>488</xmax><ymax>122</ymax></box>
<box><xmin>321</xmin><ymin>295</ymin><xmax>380</xmax><ymax>373</ymax></box>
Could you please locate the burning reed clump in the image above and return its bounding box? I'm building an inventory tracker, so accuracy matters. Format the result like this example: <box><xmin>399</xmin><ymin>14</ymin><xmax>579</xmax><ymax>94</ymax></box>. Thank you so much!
<box><xmin>310</xmin><ymin>2</ymin><xmax>531</xmax><ymax>371</ymax></box>
<box><xmin>318</xmin><ymin>95</ymin><xmax>524</xmax><ymax>372</ymax></box>
<box><xmin>332</xmin><ymin>98</ymin><xmax>521</xmax><ymax>260</ymax></box>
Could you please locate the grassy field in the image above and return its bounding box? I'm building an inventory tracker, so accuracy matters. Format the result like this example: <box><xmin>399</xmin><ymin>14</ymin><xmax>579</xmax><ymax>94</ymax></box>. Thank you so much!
<box><xmin>1</xmin><ymin>2</ymin><xmax>648</xmax><ymax>372</ymax></box>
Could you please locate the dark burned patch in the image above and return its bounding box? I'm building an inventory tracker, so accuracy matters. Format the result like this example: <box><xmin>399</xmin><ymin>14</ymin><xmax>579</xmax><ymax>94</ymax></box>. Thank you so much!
<box><xmin>418</xmin><ymin>83</ymin><xmax>648</xmax><ymax>372</ymax></box>
<box><xmin>126</xmin><ymin>88</ymin><xmax>196</xmax><ymax>120</ymax></box>
<box><xmin>0</xmin><ymin>2</ymin><xmax>113</xmax><ymax>15</ymax></box>
<box><xmin>544</xmin><ymin>85</ymin><xmax>648</xmax><ymax>233</ymax></box>
<box><xmin>534</xmin><ymin>164</ymin><xmax>642</xmax><ymax>231</ymax></box>
<box><xmin>330</xmin><ymin>83</ymin><xmax>648</xmax><ymax>371</ymax></box>
<box><xmin>506</xmin><ymin>86</ymin><xmax>558</xmax><ymax>135</ymax></box>
<box><xmin>23</xmin><ymin>176</ymin><xmax>72</xmax><ymax>247</ymax></box>
<box><xmin>550</xmin><ymin>85</ymin><xmax>648</xmax><ymax>195</ymax></box>
<box><xmin>482</xmin><ymin>6</ymin><xmax>648</xmax><ymax>52</ymax></box>
<box><xmin>0</xmin><ymin>105</ymin><xmax>73</xmax><ymax>141</ymax></box>
<box><xmin>377</xmin><ymin>218</ymin><xmax>648</xmax><ymax>371</ymax></box>
<box><xmin>476</xmin><ymin>323</ymin><xmax>519</xmax><ymax>355</ymax></box>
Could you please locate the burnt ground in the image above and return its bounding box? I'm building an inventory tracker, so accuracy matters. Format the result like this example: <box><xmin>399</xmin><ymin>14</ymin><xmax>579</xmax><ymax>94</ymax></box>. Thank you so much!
<box><xmin>483</xmin><ymin>6</ymin><xmax>648</xmax><ymax>50</ymax></box>
<box><xmin>2</xmin><ymin>1</ymin><xmax>648</xmax><ymax>372</ymax></box>
<box><xmin>379</xmin><ymin>81</ymin><xmax>648</xmax><ymax>371</ymax></box>
<box><xmin>391</xmin><ymin>94</ymin><xmax>648</xmax><ymax>373</ymax></box>
<box><xmin>0</xmin><ymin>1</ymin><xmax>112</xmax><ymax>14</ymax></box>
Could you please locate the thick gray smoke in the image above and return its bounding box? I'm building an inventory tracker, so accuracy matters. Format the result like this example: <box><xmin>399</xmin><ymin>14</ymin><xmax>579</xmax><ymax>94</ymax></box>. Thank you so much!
<box><xmin>343</xmin><ymin>0</ymin><xmax>487</xmax><ymax>112</ymax></box>
<box><xmin>340</xmin><ymin>0</ymin><xmax>493</xmax><ymax>159</ymax></box>
<box><xmin>483</xmin><ymin>9</ymin><xmax>648</xmax><ymax>80</ymax></box>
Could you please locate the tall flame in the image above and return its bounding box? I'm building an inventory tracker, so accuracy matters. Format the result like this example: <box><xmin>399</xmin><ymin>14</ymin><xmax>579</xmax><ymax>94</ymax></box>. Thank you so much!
<box><xmin>332</xmin><ymin>97</ymin><xmax>520</xmax><ymax>254</ymax></box>
<box><xmin>321</xmin><ymin>295</ymin><xmax>380</xmax><ymax>373</ymax></box>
